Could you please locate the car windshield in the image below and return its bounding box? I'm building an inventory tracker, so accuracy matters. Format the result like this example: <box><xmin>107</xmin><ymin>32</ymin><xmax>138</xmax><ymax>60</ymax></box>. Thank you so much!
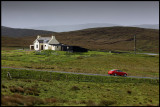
<box><xmin>117</xmin><ymin>70</ymin><xmax>122</xmax><ymax>72</ymax></box>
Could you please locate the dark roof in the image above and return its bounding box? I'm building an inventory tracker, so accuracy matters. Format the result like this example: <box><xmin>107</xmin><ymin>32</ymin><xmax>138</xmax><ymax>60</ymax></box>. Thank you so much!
<box><xmin>49</xmin><ymin>44</ymin><xmax>62</xmax><ymax>46</ymax></box>
<box><xmin>38</xmin><ymin>40</ymin><xmax>49</xmax><ymax>43</ymax></box>
<box><xmin>37</xmin><ymin>37</ymin><xmax>51</xmax><ymax>43</ymax></box>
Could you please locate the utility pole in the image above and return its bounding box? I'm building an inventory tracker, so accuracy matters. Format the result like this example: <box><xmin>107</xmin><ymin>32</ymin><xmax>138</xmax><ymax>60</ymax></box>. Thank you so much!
<box><xmin>134</xmin><ymin>34</ymin><xmax>136</xmax><ymax>54</ymax></box>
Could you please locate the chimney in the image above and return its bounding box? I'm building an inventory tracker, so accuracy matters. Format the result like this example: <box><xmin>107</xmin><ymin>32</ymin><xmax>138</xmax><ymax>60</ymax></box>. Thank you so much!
<box><xmin>37</xmin><ymin>35</ymin><xmax>41</xmax><ymax>39</ymax></box>
<box><xmin>51</xmin><ymin>35</ymin><xmax>55</xmax><ymax>39</ymax></box>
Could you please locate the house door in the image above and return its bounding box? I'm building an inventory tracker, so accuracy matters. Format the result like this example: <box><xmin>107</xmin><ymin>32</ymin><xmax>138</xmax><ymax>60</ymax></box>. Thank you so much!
<box><xmin>31</xmin><ymin>46</ymin><xmax>34</xmax><ymax>50</ymax></box>
<box><xmin>41</xmin><ymin>45</ymin><xmax>43</xmax><ymax>50</ymax></box>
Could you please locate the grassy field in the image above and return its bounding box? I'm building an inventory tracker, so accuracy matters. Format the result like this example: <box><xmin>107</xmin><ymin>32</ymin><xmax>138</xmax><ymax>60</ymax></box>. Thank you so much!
<box><xmin>1</xmin><ymin>48</ymin><xmax>159</xmax><ymax>77</ymax></box>
<box><xmin>1</xmin><ymin>68</ymin><xmax>159</xmax><ymax>106</ymax></box>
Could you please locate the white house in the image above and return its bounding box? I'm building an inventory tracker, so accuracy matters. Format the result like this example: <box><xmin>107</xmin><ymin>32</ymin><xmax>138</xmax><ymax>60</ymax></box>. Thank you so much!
<box><xmin>30</xmin><ymin>35</ymin><xmax>61</xmax><ymax>51</ymax></box>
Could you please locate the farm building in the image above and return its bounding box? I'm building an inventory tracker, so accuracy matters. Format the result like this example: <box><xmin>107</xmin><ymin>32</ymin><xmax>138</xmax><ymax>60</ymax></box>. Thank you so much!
<box><xmin>30</xmin><ymin>35</ymin><xmax>88</xmax><ymax>52</ymax></box>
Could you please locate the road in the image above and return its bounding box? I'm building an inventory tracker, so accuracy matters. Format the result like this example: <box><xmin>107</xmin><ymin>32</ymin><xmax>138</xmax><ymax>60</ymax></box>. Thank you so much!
<box><xmin>1</xmin><ymin>67</ymin><xmax>159</xmax><ymax>80</ymax></box>
<box><xmin>137</xmin><ymin>53</ymin><xmax>159</xmax><ymax>55</ymax></box>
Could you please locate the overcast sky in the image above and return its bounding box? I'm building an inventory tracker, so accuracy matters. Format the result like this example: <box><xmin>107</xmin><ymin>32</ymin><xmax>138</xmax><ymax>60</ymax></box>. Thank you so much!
<box><xmin>2</xmin><ymin>1</ymin><xmax>159</xmax><ymax>28</ymax></box>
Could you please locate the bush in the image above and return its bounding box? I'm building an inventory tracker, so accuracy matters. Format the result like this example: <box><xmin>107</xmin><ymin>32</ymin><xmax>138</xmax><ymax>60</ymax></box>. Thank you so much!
<box><xmin>77</xmin><ymin>56</ymin><xmax>84</xmax><ymax>59</ymax></box>
<box><xmin>70</xmin><ymin>86</ymin><xmax>80</xmax><ymax>91</ymax></box>
<box><xmin>99</xmin><ymin>99</ymin><xmax>116</xmax><ymax>106</ymax></box>
<box><xmin>127</xmin><ymin>90</ymin><xmax>132</xmax><ymax>94</ymax></box>
<box><xmin>2</xmin><ymin>84</ymin><xmax>7</xmax><ymax>88</ymax></box>
<box><xmin>1</xmin><ymin>94</ymin><xmax>24</xmax><ymax>106</ymax></box>
<box><xmin>34</xmin><ymin>50</ymin><xmax>55</xmax><ymax>56</ymax></box>
<box><xmin>45</xmin><ymin>98</ymin><xmax>57</xmax><ymax>103</ymax></box>
<box><xmin>86</xmin><ymin>100</ymin><xmax>97</xmax><ymax>106</ymax></box>
<box><xmin>9</xmin><ymin>86</ymin><xmax>25</xmax><ymax>94</ymax></box>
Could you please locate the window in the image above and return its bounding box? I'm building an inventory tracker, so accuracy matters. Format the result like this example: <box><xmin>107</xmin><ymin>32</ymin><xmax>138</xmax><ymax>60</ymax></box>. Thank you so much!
<box><xmin>36</xmin><ymin>45</ymin><xmax>38</xmax><ymax>48</ymax></box>
<box><xmin>117</xmin><ymin>70</ymin><xmax>122</xmax><ymax>72</ymax></box>
<box><xmin>57</xmin><ymin>46</ymin><xmax>58</xmax><ymax>48</ymax></box>
<box><xmin>45</xmin><ymin>45</ymin><xmax>46</xmax><ymax>47</ymax></box>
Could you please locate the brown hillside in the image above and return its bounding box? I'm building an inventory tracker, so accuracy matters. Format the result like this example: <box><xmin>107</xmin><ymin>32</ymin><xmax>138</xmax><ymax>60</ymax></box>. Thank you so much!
<box><xmin>1</xmin><ymin>27</ymin><xmax>159</xmax><ymax>53</ymax></box>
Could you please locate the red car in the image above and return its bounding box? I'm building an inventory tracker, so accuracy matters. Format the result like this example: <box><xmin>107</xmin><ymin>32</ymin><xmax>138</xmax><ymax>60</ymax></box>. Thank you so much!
<box><xmin>108</xmin><ymin>69</ymin><xmax>127</xmax><ymax>77</ymax></box>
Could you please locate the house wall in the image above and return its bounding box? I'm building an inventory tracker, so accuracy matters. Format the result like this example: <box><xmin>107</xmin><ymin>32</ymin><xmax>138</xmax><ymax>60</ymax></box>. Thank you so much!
<box><xmin>48</xmin><ymin>45</ymin><xmax>52</xmax><ymax>50</ymax></box>
<box><xmin>30</xmin><ymin>45</ymin><xmax>34</xmax><ymax>50</ymax></box>
<box><xmin>39</xmin><ymin>43</ymin><xmax>44</xmax><ymax>50</ymax></box>
<box><xmin>34</xmin><ymin>40</ymin><xmax>39</xmax><ymax>50</ymax></box>
<box><xmin>55</xmin><ymin>45</ymin><xmax>61</xmax><ymax>51</ymax></box>
<box><xmin>51</xmin><ymin>46</ymin><xmax>55</xmax><ymax>50</ymax></box>
<box><xmin>44</xmin><ymin>43</ymin><xmax>49</xmax><ymax>50</ymax></box>
<box><xmin>50</xmin><ymin>45</ymin><xmax>61</xmax><ymax>51</ymax></box>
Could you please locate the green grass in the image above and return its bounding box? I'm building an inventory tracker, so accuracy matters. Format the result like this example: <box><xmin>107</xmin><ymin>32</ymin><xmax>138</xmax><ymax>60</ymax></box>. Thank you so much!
<box><xmin>1</xmin><ymin>68</ymin><xmax>159</xmax><ymax>106</ymax></box>
<box><xmin>1</xmin><ymin>49</ymin><xmax>159</xmax><ymax>77</ymax></box>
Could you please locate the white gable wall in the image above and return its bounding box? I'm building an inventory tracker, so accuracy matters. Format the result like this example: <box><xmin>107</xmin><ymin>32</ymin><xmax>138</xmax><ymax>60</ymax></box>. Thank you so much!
<box><xmin>34</xmin><ymin>40</ymin><xmax>39</xmax><ymax>50</ymax></box>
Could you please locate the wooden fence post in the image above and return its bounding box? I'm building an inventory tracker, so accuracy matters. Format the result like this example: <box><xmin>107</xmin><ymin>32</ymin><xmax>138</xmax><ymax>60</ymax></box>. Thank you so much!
<box><xmin>27</xmin><ymin>73</ymin><xmax>29</xmax><ymax>79</ymax></box>
<box><xmin>7</xmin><ymin>72</ymin><xmax>12</xmax><ymax>79</ymax></box>
<box><xmin>66</xmin><ymin>75</ymin><xmax>68</xmax><ymax>82</ymax></box>
<box><xmin>39</xmin><ymin>75</ymin><xmax>41</xmax><ymax>80</ymax></box>
<box><xmin>78</xmin><ymin>76</ymin><xmax>79</xmax><ymax>83</ymax></box>
<box><xmin>50</xmin><ymin>73</ymin><xmax>51</xmax><ymax>80</ymax></box>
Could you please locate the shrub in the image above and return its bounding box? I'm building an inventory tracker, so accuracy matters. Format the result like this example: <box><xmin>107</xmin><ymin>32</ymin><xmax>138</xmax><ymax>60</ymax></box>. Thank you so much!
<box><xmin>24</xmin><ymin>80</ymin><xmax>32</xmax><ymax>82</ymax></box>
<box><xmin>24</xmin><ymin>86</ymin><xmax>40</xmax><ymax>96</ymax></box>
<box><xmin>146</xmin><ymin>104</ymin><xmax>155</xmax><ymax>106</ymax></box>
<box><xmin>25</xmin><ymin>90</ymin><xmax>34</xmax><ymax>95</ymax></box>
<box><xmin>9</xmin><ymin>86</ymin><xmax>16</xmax><ymax>93</ymax></box>
<box><xmin>77</xmin><ymin>56</ymin><xmax>84</xmax><ymax>59</ymax></box>
<box><xmin>25</xmin><ymin>96</ymin><xmax>45</xmax><ymax>105</ymax></box>
<box><xmin>106</xmin><ymin>89</ymin><xmax>110</xmax><ymax>91</ymax></box>
<box><xmin>1</xmin><ymin>94</ymin><xmax>45</xmax><ymax>106</ymax></box>
<box><xmin>45</xmin><ymin>98</ymin><xmax>57</xmax><ymax>103</ymax></box>
<box><xmin>2</xmin><ymin>84</ymin><xmax>7</xmax><ymax>88</ymax></box>
<box><xmin>17</xmin><ymin>87</ymin><xmax>25</xmax><ymax>93</ymax></box>
<box><xmin>34</xmin><ymin>92</ymin><xmax>39</xmax><ymax>96</ymax></box>
<box><xmin>35</xmin><ymin>50</ymin><xmax>55</xmax><ymax>56</ymax></box>
<box><xmin>10</xmin><ymin>86</ymin><xmax>25</xmax><ymax>94</ymax></box>
<box><xmin>58</xmin><ymin>99</ymin><xmax>68</xmax><ymax>103</ymax></box>
<box><xmin>70</xmin><ymin>86</ymin><xmax>80</xmax><ymax>91</ymax></box>
<box><xmin>86</xmin><ymin>100</ymin><xmax>97</xmax><ymax>106</ymax></box>
<box><xmin>127</xmin><ymin>90</ymin><xmax>132</xmax><ymax>94</ymax></box>
<box><xmin>80</xmin><ymin>100</ymin><xmax>87</xmax><ymax>104</ymax></box>
<box><xmin>99</xmin><ymin>99</ymin><xmax>116</xmax><ymax>106</ymax></box>
<box><xmin>148</xmin><ymin>99</ymin><xmax>152</xmax><ymax>103</ymax></box>
<box><xmin>12</xmin><ymin>93</ymin><xmax>24</xmax><ymax>99</ymax></box>
<box><xmin>1</xmin><ymin>95</ymin><xmax>24</xmax><ymax>106</ymax></box>
<box><xmin>24</xmin><ymin>102</ymin><xmax>33</xmax><ymax>106</ymax></box>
